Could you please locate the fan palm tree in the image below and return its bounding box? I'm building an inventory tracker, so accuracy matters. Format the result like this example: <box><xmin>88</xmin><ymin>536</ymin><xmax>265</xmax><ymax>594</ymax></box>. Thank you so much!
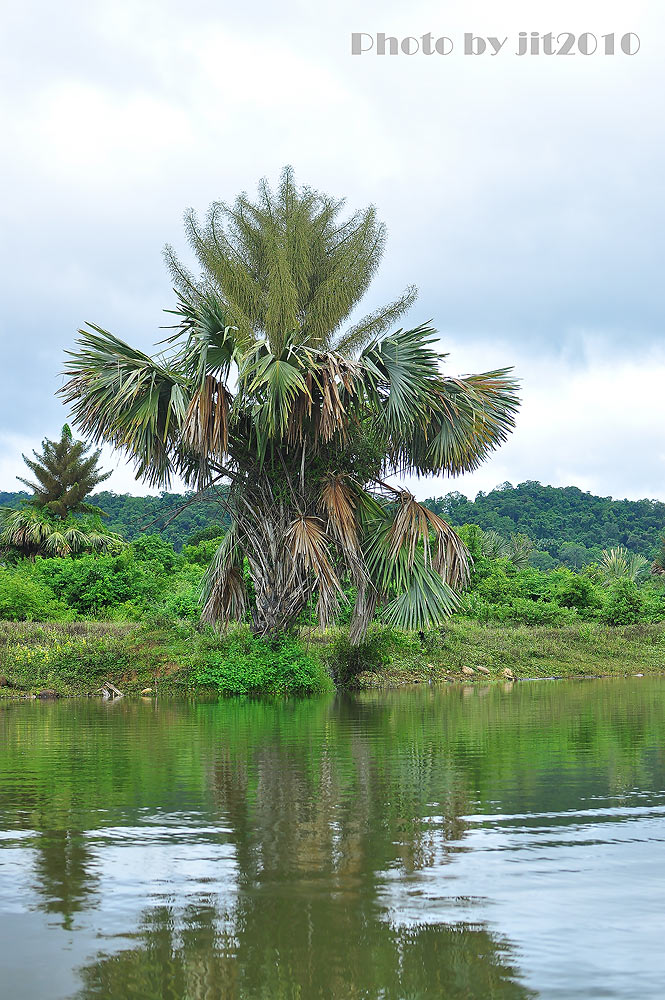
<box><xmin>0</xmin><ymin>507</ymin><xmax>123</xmax><ymax>559</ymax></box>
<box><xmin>480</xmin><ymin>530</ymin><xmax>533</xmax><ymax>569</ymax></box>
<box><xmin>61</xmin><ymin>169</ymin><xmax>520</xmax><ymax>640</ymax></box>
<box><xmin>598</xmin><ymin>546</ymin><xmax>648</xmax><ymax>585</ymax></box>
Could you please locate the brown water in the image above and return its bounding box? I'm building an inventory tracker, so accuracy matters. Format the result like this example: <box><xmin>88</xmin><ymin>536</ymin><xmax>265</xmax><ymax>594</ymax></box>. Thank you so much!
<box><xmin>1</xmin><ymin>678</ymin><xmax>664</xmax><ymax>998</ymax></box>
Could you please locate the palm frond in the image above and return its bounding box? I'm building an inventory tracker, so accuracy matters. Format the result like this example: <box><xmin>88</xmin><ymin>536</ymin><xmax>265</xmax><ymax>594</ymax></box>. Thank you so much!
<box><xmin>200</xmin><ymin>528</ymin><xmax>247</xmax><ymax>625</ymax></box>
<box><xmin>60</xmin><ymin>325</ymin><xmax>191</xmax><ymax>488</ymax></box>
<box><xmin>286</xmin><ymin>515</ymin><xmax>345</xmax><ymax>627</ymax></box>
<box><xmin>321</xmin><ymin>473</ymin><xmax>359</xmax><ymax>555</ymax></box>
<box><xmin>181</xmin><ymin>375</ymin><xmax>231</xmax><ymax>465</ymax></box>
<box><xmin>360</xmin><ymin>324</ymin><xmax>443</xmax><ymax>434</ymax></box>
<box><xmin>382</xmin><ymin>566</ymin><xmax>460</xmax><ymax>630</ymax></box>
<box><xmin>387</xmin><ymin>490</ymin><xmax>470</xmax><ymax>588</ymax></box>
<box><xmin>414</xmin><ymin>369</ymin><xmax>521</xmax><ymax>476</ymax></box>
<box><xmin>599</xmin><ymin>546</ymin><xmax>648</xmax><ymax>585</ymax></box>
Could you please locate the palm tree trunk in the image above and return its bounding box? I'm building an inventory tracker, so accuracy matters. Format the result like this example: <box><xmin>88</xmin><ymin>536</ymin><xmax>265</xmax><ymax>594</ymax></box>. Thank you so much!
<box><xmin>239</xmin><ymin>491</ymin><xmax>310</xmax><ymax>637</ymax></box>
<box><xmin>348</xmin><ymin>584</ymin><xmax>377</xmax><ymax>645</ymax></box>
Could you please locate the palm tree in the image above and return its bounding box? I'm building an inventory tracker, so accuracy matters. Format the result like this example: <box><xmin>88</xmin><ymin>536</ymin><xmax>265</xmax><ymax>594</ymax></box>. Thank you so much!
<box><xmin>598</xmin><ymin>546</ymin><xmax>648</xmax><ymax>585</ymax></box>
<box><xmin>480</xmin><ymin>530</ymin><xmax>533</xmax><ymax>569</ymax></box>
<box><xmin>480</xmin><ymin>530</ymin><xmax>508</xmax><ymax>561</ymax></box>
<box><xmin>0</xmin><ymin>425</ymin><xmax>121</xmax><ymax>559</ymax></box>
<box><xmin>17</xmin><ymin>424</ymin><xmax>111</xmax><ymax>517</ymax></box>
<box><xmin>61</xmin><ymin>169</ymin><xmax>520</xmax><ymax>640</ymax></box>
<box><xmin>0</xmin><ymin>507</ymin><xmax>122</xmax><ymax>559</ymax></box>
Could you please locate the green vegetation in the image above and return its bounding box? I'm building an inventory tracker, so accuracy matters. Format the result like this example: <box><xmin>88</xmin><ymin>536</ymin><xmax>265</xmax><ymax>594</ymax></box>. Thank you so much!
<box><xmin>0</xmin><ymin>425</ymin><xmax>121</xmax><ymax>559</ymax></box>
<box><xmin>428</xmin><ymin>481</ymin><xmax>665</xmax><ymax>566</ymax></box>
<box><xmin>1</xmin><ymin>499</ymin><xmax>665</xmax><ymax>697</ymax></box>
<box><xmin>60</xmin><ymin>168</ymin><xmax>519</xmax><ymax>641</ymax></box>
<box><xmin>4</xmin><ymin>479</ymin><xmax>662</xmax><ymax>562</ymax></box>
<box><xmin>1</xmin><ymin>616</ymin><xmax>663</xmax><ymax>700</ymax></box>
<box><xmin>0</xmin><ymin>621</ymin><xmax>332</xmax><ymax>698</ymax></box>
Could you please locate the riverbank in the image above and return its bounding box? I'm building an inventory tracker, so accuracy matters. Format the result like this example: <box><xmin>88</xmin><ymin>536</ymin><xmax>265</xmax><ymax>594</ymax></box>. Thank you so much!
<box><xmin>1</xmin><ymin>618</ymin><xmax>664</xmax><ymax>698</ymax></box>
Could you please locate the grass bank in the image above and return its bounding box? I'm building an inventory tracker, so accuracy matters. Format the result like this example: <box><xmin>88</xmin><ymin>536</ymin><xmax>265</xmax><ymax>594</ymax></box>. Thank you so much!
<box><xmin>1</xmin><ymin>618</ymin><xmax>664</xmax><ymax>699</ymax></box>
<box><xmin>346</xmin><ymin>618</ymin><xmax>665</xmax><ymax>688</ymax></box>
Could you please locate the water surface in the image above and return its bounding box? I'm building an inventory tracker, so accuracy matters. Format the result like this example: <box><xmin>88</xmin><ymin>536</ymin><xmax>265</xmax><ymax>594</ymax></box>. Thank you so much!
<box><xmin>1</xmin><ymin>679</ymin><xmax>664</xmax><ymax>998</ymax></box>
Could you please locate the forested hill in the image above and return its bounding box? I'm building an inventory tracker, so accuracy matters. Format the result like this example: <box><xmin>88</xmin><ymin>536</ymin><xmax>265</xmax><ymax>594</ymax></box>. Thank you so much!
<box><xmin>426</xmin><ymin>481</ymin><xmax>665</xmax><ymax>567</ymax></box>
<box><xmin>2</xmin><ymin>481</ymin><xmax>664</xmax><ymax>563</ymax></box>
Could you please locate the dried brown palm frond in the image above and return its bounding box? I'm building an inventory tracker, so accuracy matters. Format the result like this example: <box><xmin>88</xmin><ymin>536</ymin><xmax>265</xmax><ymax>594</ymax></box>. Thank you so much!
<box><xmin>181</xmin><ymin>375</ymin><xmax>231</xmax><ymax>461</ymax></box>
<box><xmin>286</xmin><ymin>515</ymin><xmax>345</xmax><ymax>626</ymax></box>
<box><xmin>200</xmin><ymin>529</ymin><xmax>246</xmax><ymax>626</ymax></box>
<box><xmin>201</xmin><ymin>565</ymin><xmax>246</xmax><ymax>626</ymax></box>
<box><xmin>387</xmin><ymin>490</ymin><xmax>470</xmax><ymax>589</ymax></box>
<box><xmin>320</xmin><ymin>474</ymin><xmax>359</xmax><ymax>556</ymax></box>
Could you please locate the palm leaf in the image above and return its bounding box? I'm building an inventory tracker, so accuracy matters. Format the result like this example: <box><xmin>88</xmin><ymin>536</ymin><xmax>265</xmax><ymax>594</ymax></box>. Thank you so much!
<box><xmin>60</xmin><ymin>325</ymin><xmax>191</xmax><ymax>488</ymax></box>
<box><xmin>285</xmin><ymin>515</ymin><xmax>345</xmax><ymax>627</ymax></box>
<box><xmin>200</xmin><ymin>528</ymin><xmax>246</xmax><ymax>625</ymax></box>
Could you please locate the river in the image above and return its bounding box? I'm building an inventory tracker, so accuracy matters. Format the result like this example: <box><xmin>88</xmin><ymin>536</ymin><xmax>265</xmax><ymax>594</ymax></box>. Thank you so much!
<box><xmin>1</xmin><ymin>678</ymin><xmax>664</xmax><ymax>998</ymax></box>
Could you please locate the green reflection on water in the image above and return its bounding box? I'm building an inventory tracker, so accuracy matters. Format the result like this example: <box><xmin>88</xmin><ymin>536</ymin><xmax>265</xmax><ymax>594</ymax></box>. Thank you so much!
<box><xmin>1</xmin><ymin>678</ymin><xmax>664</xmax><ymax>999</ymax></box>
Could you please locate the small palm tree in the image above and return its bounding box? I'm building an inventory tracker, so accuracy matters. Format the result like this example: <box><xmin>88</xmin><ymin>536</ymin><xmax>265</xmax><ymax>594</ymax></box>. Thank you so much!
<box><xmin>480</xmin><ymin>530</ymin><xmax>533</xmax><ymax>569</ymax></box>
<box><xmin>62</xmin><ymin>170</ymin><xmax>520</xmax><ymax>640</ymax></box>
<box><xmin>598</xmin><ymin>546</ymin><xmax>648</xmax><ymax>585</ymax></box>
<box><xmin>480</xmin><ymin>530</ymin><xmax>508</xmax><ymax>561</ymax></box>
<box><xmin>17</xmin><ymin>424</ymin><xmax>111</xmax><ymax>517</ymax></box>
<box><xmin>506</xmin><ymin>533</ymin><xmax>534</xmax><ymax>569</ymax></box>
<box><xmin>0</xmin><ymin>507</ymin><xmax>122</xmax><ymax>559</ymax></box>
<box><xmin>0</xmin><ymin>425</ymin><xmax>121</xmax><ymax>559</ymax></box>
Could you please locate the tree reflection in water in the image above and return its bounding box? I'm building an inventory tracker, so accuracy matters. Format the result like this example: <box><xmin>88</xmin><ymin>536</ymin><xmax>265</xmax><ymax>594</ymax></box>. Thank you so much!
<box><xmin>72</xmin><ymin>696</ymin><xmax>533</xmax><ymax>999</ymax></box>
<box><xmin>4</xmin><ymin>681</ymin><xmax>662</xmax><ymax>999</ymax></box>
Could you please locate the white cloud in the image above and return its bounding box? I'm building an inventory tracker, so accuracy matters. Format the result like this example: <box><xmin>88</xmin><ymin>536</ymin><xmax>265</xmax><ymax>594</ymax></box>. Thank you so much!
<box><xmin>402</xmin><ymin>337</ymin><xmax>665</xmax><ymax>501</ymax></box>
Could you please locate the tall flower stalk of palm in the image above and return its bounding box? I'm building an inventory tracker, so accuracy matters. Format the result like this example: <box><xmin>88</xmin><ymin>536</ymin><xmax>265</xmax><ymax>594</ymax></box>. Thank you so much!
<box><xmin>61</xmin><ymin>170</ymin><xmax>520</xmax><ymax>640</ymax></box>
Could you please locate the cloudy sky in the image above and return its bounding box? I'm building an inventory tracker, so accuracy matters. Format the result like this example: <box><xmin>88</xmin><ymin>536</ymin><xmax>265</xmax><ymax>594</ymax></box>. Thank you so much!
<box><xmin>1</xmin><ymin>0</ymin><xmax>663</xmax><ymax>501</ymax></box>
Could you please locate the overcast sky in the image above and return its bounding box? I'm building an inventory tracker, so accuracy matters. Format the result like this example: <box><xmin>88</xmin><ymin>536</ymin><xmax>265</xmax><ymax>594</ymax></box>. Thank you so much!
<box><xmin>1</xmin><ymin>0</ymin><xmax>663</xmax><ymax>501</ymax></box>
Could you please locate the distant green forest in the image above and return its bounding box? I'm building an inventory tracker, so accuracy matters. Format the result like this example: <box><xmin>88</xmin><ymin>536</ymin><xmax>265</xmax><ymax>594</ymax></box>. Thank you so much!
<box><xmin>2</xmin><ymin>480</ymin><xmax>664</xmax><ymax>566</ymax></box>
<box><xmin>427</xmin><ymin>481</ymin><xmax>665</xmax><ymax>569</ymax></box>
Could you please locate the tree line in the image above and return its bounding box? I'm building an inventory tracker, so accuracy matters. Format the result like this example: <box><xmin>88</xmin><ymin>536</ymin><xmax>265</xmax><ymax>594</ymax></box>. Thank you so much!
<box><xmin>3</xmin><ymin>480</ymin><xmax>663</xmax><ymax>564</ymax></box>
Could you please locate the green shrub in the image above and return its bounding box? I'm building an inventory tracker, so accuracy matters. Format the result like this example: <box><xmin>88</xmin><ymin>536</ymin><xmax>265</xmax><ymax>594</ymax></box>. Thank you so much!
<box><xmin>553</xmin><ymin>571</ymin><xmax>600</xmax><ymax>611</ymax></box>
<box><xmin>181</xmin><ymin>536</ymin><xmax>225</xmax><ymax>566</ymax></box>
<box><xmin>34</xmin><ymin>552</ymin><xmax>163</xmax><ymax>615</ymax></box>
<box><xmin>603</xmin><ymin>580</ymin><xmax>644</xmax><ymax>626</ymax></box>
<box><xmin>324</xmin><ymin>625</ymin><xmax>418</xmax><ymax>688</ymax></box>
<box><xmin>0</xmin><ymin>567</ymin><xmax>71</xmax><ymax>621</ymax></box>
<box><xmin>131</xmin><ymin>534</ymin><xmax>179</xmax><ymax>570</ymax></box>
<box><xmin>191</xmin><ymin>628</ymin><xmax>332</xmax><ymax>697</ymax></box>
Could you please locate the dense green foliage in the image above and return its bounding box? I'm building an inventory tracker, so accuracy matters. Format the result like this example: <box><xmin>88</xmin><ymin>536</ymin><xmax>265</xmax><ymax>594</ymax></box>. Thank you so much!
<box><xmin>190</xmin><ymin>628</ymin><xmax>332</xmax><ymax>696</ymax></box>
<box><xmin>5</xmin><ymin>478</ymin><xmax>663</xmax><ymax>561</ymax></box>
<box><xmin>429</xmin><ymin>481</ymin><xmax>665</xmax><ymax>565</ymax></box>
<box><xmin>1</xmin><ymin>519</ymin><xmax>664</xmax><ymax>633</ymax></box>
<box><xmin>0</xmin><ymin>490</ymin><xmax>229</xmax><ymax>552</ymax></box>
<box><xmin>1</xmin><ymin>520</ymin><xmax>664</xmax><ymax>698</ymax></box>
